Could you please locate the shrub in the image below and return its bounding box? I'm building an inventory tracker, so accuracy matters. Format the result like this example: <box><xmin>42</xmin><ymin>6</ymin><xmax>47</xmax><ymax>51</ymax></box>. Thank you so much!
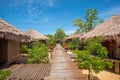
<box><xmin>27</xmin><ymin>41</ymin><xmax>49</xmax><ymax>64</ymax></box>
<box><xmin>20</xmin><ymin>45</ymin><xmax>28</xmax><ymax>53</ymax></box>
<box><xmin>0</xmin><ymin>70</ymin><xmax>12</xmax><ymax>80</ymax></box>
<box><xmin>69</xmin><ymin>38</ymin><xmax>81</xmax><ymax>50</ymax></box>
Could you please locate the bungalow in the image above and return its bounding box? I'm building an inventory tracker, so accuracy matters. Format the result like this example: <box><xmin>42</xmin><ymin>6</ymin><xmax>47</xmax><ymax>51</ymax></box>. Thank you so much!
<box><xmin>81</xmin><ymin>14</ymin><xmax>120</xmax><ymax>74</ymax></box>
<box><xmin>0</xmin><ymin>18</ymin><xmax>29</xmax><ymax>65</ymax></box>
<box><xmin>24</xmin><ymin>29</ymin><xmax>49</xmax><ymax>47</ymax></box>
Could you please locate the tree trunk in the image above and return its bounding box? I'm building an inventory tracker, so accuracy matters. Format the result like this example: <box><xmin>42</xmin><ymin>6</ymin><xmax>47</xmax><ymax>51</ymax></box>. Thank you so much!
<box><xmin>88</xmin><ymin>65</ymin><xmax>93</xmax><ymax>80</ymax></box>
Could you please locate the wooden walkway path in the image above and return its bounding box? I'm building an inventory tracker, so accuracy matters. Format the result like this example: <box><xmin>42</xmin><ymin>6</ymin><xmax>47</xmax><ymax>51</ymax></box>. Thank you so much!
<box><xmin>45</xmin><ymin>44</ymin><xmax>87</xmax><ymax>80</ymax></box>
<box><xmin>6</xmin><ymin>44</ymin><xmax>87</xmax><ymax>80</ymax></box>
<box><xmin>7</xmin><ymin>64</ymin><xmax>52</xmax><ymax>80</ymax></box>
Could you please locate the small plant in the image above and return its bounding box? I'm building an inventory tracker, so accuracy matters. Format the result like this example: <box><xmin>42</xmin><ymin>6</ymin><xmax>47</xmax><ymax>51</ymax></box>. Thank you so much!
<box><xmin>20</xmin><ymin>45</ymin><xmax>28</xmax><ymax>53</ymax></box>
<box><xmin>0</xmin><ymin>70</ymin><xmax>12</xmax><ymax>80</ymax></box>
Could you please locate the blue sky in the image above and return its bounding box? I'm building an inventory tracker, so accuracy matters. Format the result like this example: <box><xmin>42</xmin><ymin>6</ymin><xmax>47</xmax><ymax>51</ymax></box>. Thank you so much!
<box><xmin>0</xmin><ymin>0</ymin><xmax>120</xmax><ymax>35</ymax></box>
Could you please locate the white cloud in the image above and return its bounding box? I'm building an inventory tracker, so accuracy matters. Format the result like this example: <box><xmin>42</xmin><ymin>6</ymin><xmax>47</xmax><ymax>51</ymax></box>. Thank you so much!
<box><xmin>25</xmin><ymin>0</ymin><xmax>55</xmax><ymax>23</ymax></box>
<box><xmin>65</xmin><ymin>29</ymin><xmax>76</xmax><ymax>35</ymax></box>
<box><xmin>99</xmin><ymin>6</ymin><xmax>120</xmax><ymax>19</ymax></box>
<box><xmin>9</xmin><ymin>0</ymin><xmax>55</xmax><ymax>22</ymax></box>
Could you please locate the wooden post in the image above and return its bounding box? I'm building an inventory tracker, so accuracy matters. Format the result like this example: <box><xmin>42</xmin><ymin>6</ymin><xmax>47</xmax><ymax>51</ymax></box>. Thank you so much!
<box><xmin>114</xmin><ymin>62</ymin><xmax>120</xmax><ymax>74</ymax></box>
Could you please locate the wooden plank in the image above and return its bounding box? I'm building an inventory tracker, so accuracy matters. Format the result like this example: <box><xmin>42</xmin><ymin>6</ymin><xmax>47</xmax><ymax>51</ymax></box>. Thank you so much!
<box><xmin>25</xmin><ymin>64</ymin><xmax>41</xmax><ymax>80</ymax></box>
<box><xmin>7</xmin><ymin>64</ymin><xmax>52</xmax><ymax>80</ymax></box>
<box><xmin>41</xmin><ymin>63</ymin><xmax>52</xmax><ymax>79</ymax></box>
<box><xmin>27</xmin><ymin>65</ymin><xmax>40</xmax><ymax>80</ymax></box>
<box><xmin>34</xmin><ymin>64</ymin><xmax>45</xmax><ymax>80</ymax></box>
<box><xmin>7</xmin><ymin>64</ymin><xmax>27</xmax><ymax>80</ymax></box>
<box><xmin>36</xmin><ymin>64</ymin><xmax>46</xmax><ymax>80</ymax></box>
<box><xmin>16</xmin><ymin>64</ymin><xmax>35</xmax><ymax>80</ymax></box>
<box><xmin>15</xmin><ymin>64</ymin><xmax>31</xmax><ymax>80</ymax></box>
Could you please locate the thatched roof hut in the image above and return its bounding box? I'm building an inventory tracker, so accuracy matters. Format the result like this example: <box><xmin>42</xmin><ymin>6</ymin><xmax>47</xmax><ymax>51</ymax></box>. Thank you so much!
<box><xmin>0</xmin><ymin>18</ymin><xmax>30</xmax><ymax>42</ymax></box>
<box><xmin>0</xmin><ymin>18</ymin><xmax>30</xmax><ymax>65</ymax></box>
<box><xmin>66</xmin><ymin>33</ymin><xmax>83</xmax><ymax>40</ymax></box>
<box><xmin>80</xmin><ymin>15</ymin><xmax>120</xmax><ymax>74</ymax></box>
<box><xmin>81</xmin><ymin>14</ymin><xmax>120</xmax><ymax>40</ymax></box>
<box><xmin>25</xmin><ymin>29</ymin><xmax>49</xmax><ymax>41</ymax></box>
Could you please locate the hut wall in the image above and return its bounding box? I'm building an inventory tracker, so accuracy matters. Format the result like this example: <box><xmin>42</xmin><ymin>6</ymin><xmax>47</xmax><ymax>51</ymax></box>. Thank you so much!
<box><xmin>0</xmin><ymin>39</ymin><xmax>8</xmax><ymax>64</ymax></box>
<box><xmin>110</xmin><ymin>40</ymin><xmax>117</xmax><ymax>58</ymax></box>
<box><xmin>116</xmin><ymin>41</ymin><xmax>120</xmax><ymax>58</ymax></box>
<box><xmin>7</xmin><ymin>40</ymin><xmax>20</xmax><ymax>63</ymax></box>
<box><xmin>103</xmin><ymin>40</ymin><xmax>120</xmax><ymax>59</ymax></box>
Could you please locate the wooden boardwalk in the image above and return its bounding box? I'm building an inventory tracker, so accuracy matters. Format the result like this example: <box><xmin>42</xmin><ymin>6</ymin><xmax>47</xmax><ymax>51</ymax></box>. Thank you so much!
<box><xmin>7</xmin><ymin>64</ymin><xmax>52</xmax><ymax>80</ymax></box>
<box><xmin>46</xmin><ymin>44</ymin><xmax>87</xmax><ymax>80</ymax></box>
<box><xmin>6</xmin><ymin>44</ymin><xmax>87</xmax><ymax>80</ymax></box>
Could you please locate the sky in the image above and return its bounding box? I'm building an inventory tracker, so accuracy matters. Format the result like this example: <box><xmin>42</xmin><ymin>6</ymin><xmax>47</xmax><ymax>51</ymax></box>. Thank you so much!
<box><xmin>0</xmin><ymin>0</ymin><xmax>120</xmax><ymax>35</ymax></box>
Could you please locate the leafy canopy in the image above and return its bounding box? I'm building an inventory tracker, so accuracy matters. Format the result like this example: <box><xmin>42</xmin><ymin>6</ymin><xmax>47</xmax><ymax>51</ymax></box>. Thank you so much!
<box><xmin>73</xmin><ymin>8</ymin><xmax>103</xmax><ymax>33</ymax></box>
<box><xmin>54</xmin><ymin>28</ymin><xmax>66</xmax><ymax>42</ymax></box>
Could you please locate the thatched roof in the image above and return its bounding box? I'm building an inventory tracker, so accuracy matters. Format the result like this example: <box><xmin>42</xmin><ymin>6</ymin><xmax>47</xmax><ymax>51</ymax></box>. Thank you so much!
<box><xmin>0</xmin><ymin>18</ymin><xmax>30</xmax><ymax>42</ymax></box>
<box><xmin>25</xmin><ymin>29</ymin><xmax>49</xmax><ymax>41</ymax></box>
<box><xmin>81</xmin><ymin>14</ymin><xmax>120</xmax><ymax>40</ymax></box>
<box><xmin>66</xmin><ymin>33</ymin><xmax>83</xmax><ymax>40</ymax></box>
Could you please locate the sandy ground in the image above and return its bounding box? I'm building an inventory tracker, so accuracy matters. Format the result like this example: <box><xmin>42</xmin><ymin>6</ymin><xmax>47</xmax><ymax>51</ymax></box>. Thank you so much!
<box><xmin>67</xmin><ymin>51</ymin><xmax>120</xmax><ymax>80</ymax></box>
<box><xmin>82</xmin><ymin>69</ymin><xmax>120</xmax><ymax>80</ymax></box>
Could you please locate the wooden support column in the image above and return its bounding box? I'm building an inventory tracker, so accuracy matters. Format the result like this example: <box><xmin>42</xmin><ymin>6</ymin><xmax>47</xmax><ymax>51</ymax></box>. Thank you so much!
<box><xmin>114</xmin><ymin>62</ymin><xmax>120</xmax><ymax>74</ymax></box>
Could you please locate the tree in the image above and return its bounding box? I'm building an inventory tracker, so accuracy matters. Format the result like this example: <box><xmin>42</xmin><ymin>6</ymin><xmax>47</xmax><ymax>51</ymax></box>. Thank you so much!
<box><xmin>75</xmin><ymin>36</ymin><xmax>113</xmax><ymax>80</ymax></box>
<box><xmin>73</xmin><ymin>8</ymin><xmax>103</xmax><ymax>33</ymax></box>
<box><xmin>54</xmin><ymin>28</ymin><xmax>66</xmax><ymax>43</ymax></box>
<box><xmin>46</xmin><ymin>34</ymin><xmax>56</xmax><ymax>46</ymax></box>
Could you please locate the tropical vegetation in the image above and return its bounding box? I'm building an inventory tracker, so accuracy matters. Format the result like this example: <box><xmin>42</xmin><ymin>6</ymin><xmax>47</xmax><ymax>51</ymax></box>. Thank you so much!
<box><xmin>75</xmin><ymin>36</ymin><xmax>113</xmax><ymax>80</ymax></box>
<box><xmin>0</xmin><ymin>70</ymin><xmax>12</xmax><ymax>80</ymax></box>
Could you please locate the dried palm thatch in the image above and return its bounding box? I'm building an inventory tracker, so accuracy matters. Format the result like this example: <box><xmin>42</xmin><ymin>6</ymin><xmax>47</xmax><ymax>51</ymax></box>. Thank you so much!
<box><xmin>25</xmin><ymin>29</ymin><xmax>49</xmax><ymax>41</ymax></box>
<box><xmin>66</xmin><ymin>33</ymin><xmax>83</xmax><ymax>40</ymax></box>
<box><xmin>0</xmin><ymin>18</ymin><xmax>30</xmax><ymax>42</ymax></box>
<box><xmin>81</xmin><ymin>14</ymin><xmax>120</xmax><ymax>41</ymax></box>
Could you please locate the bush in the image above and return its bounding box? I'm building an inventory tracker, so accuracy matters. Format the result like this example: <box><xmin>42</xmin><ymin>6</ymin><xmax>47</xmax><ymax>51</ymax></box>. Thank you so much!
<box><xmin>69</xmin><ymin>38</ymin><xmax>81</xmax><ymax>50</ymax></box>
<box><xmin>0</xmin><ymin>70</ymin><xmax>12</xmax><ymax>80</ymax></box>
<box><xmin>27</xmin><ymin>42</ymin><xmax>49</xmax><ymax>64</ymax></box>
<box><xmin>21</xmin><ymin>45</ymin><xmax>28</xmax><ymax>53</ymax></box>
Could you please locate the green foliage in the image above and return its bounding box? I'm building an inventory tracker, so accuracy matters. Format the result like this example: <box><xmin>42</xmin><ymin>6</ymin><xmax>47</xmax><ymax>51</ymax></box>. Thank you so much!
<box><xmin>21</xmin><ymin>45</ymin><xmax>28</xmax><ymax>53</ymax></box>
<box><xmin>27</xmin><ymin>41</ymin><xmax>49</xmax><ymax>64</ymax></box>
<box><xmin>73</xmin><ymin>8</ymin><xmax>103</xmax><ymax>33</ymax></box>
<box><xmin>46</xmin><ymin>34</ymin><xmax>56</xmax><ymax>46</ymax></box>
<box><xmin>85</xmin><ymin>36</ymin><xmax>108</xmax><ymax>58</ymax></box>
<box><xmin>54</xmin><ymin>28</ymin><xmax>66</xmax><ymax>42</ymax></box>
<box><xmin>69</xmin><ymin>38</ymin><xmax>81</xmax><ymax>50</ymax></box>
<box><xmin>0</xmin><ymin>70</ymin><xmax>12</xmax><ymax>80</ymax></box>
<box><xmin>75</xmin><ymin>36</ymin><xmax>113</xmax><ymax>75</ymax></box>
<box><xmin>62</xmin><ymin>41</ymin><xmax>66</xmax><ymax>47</ymax></box>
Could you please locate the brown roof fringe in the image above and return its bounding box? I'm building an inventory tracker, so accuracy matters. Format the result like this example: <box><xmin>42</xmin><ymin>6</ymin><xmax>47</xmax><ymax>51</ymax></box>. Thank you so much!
<box><xmin>0</xmin><ymin>18</ymin><xmax>30</xmax><ymax>42</ymax></box>
<box><xmin>81</xmin><ymin>14</ymin><xmax>120</xmax><ymax>40</ymax></box>
<box><xmin>25</xmin><ymin>29</ymin><xmax>49</xmax><ymax>41</ymax></box>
